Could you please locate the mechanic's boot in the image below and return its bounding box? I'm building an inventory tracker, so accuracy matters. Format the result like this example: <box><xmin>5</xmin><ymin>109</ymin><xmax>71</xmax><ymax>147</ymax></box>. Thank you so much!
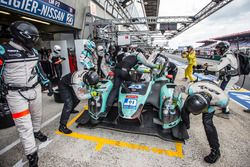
<box><xmin>216</xmin><ymin>108</ymin><xmax>230</xmax><ymax>119</ymax></box>
<box><xmin>194</xmin><ymin>77</ymin><xmax>199</xmax><ymax>82</ymax></box>
<box><xmin>59</xmin><ymin>124</ymin><xmax>72</xmax><ymax>134</ymax></box>
<box><xmin>71</xmin><ymin>110</ymin><xmax>79</xmax><ymax>114</ymax></box>
<box><xmin>244</xmin><ymin>109</ymin><xmax>250</xmax><ymax>113</ymax></box>
<box><xmin>204</xmin><ymin>149</ymin><xmax>220</xmax><ymax>164</ymax></box>
<box><xmin>34</xmin><ymin>131</ymin><xmax>47</xmax><ymax>142</ymax></box>
<box><xmin>27</xmin><ymin>151</ymin><xmax>38</xmax><ymax>167</ymax></box>
<box><xmin>215</xmin><ymin>112</ymin><xmax>229</xmax><ymax>119</ymax></box>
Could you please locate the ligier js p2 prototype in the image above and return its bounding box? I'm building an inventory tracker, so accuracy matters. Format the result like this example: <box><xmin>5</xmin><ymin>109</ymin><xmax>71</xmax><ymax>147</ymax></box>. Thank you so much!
<box><xmin>77</xmin><ymin>54</ymin><xmax>189</xmax><ymax>142</ymax></box>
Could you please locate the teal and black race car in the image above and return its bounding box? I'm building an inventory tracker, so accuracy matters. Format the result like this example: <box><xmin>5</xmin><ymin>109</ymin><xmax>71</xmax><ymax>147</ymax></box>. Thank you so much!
<box><xmin>77</xmin><ymin>54</ymin><xmax>189</xmax><ymax>142</ymax></box>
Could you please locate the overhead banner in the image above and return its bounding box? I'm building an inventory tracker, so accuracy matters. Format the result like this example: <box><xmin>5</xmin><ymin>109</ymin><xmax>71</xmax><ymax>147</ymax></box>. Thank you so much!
<box><xmin>0</xmin><ymin>0</ymin><xmax>75</xmax><ymax>26</ymax></box>
<box><xmin>118</xmin><ymin>35</ymin><xmax>131</xmax><ymax>46</ymax></box>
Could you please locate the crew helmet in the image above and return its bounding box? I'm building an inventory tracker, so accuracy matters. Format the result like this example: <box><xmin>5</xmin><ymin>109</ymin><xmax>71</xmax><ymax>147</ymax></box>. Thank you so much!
<box><xmin>9</xmin><ymin>21</ymin><xmax>39</xmax><ymax>49</ymax></box>
<box><xmin>185</xmin><ymin>92</ymin><xmax>212</xmax><ymax>115</ymax></box>
<box><xmin>53</xmin><ymin>45</ymin><xmax>61</xmax><ymax>54</ymax></box>
<box><xmin>86</xmin><ymin>40</ymin><xmax>96</xmax><ymax>53</ymax></box>
<box><xmin>215</xmin><ymin>41</ymin><xmax>230</xmax><ymax>55</ymax></box>
<box><xmin>84</xmin><ymin>71</ymin><xmax>99</xmax><ymax>86</ymax></box>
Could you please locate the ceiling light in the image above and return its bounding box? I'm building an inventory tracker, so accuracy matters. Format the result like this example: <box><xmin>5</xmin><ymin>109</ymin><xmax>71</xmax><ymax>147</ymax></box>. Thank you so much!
<box><xmin>21</xmin><ymin>16</ymin><xmax>50</xmax><ymax>25</ymax></box>
<box><xmin>0</xmin><ymin>11</ymin><xmax>11</xmax><ymax>15</ymax></box>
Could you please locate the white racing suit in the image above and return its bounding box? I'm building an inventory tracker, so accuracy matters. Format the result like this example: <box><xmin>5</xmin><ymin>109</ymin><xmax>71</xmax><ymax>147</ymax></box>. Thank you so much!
<box><xmin>207</xmin><ymin>50</ymin><xmax>239</xmax><ymax>112</ymax></box>
<box><xmin>80</xmin><ymin>50</ymin><xmax>96</xmax><ymax>70</ymax></box>
<box><xmin>59</xmin><ymin>70</ymin><xmax>92</xmax><ymax>126</ymax></box>
<box><xmin>71</xmin><ymin>70</ymin><xmax>92</xmax><ymax>100</ymax></box>
<box><xmin>49</xmin><ymin>52</ymin><xmax>65</xmax><ymax>79</ymax></box>
<box><xmin>0</xmin><ymin>41</ymin><xmax>50</xmax><ymax>155</ymax></box>
<box><xmin>180</xmin><ymin>81</ymin><xmax>229</xmax><ymax>151</ymax></box>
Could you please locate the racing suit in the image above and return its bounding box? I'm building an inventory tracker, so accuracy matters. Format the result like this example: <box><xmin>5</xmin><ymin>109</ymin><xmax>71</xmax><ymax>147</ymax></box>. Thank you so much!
<box><xmin>207</xmin><ymin>50</ymin><xmax>239</xmax><ymax>113</ymax></box>
<box><xmin>80</xmin><ymin>50</ymin><xmax>96</xmax><ymax>70</ymax></box>
<box><xmin>49</xmin><ymin>52</ymin><xmax>65</xmax><ymax>79</ymax></box>
<box><xmin>181</xmin><ymin>81</ymin><xmax>229</xmax><ymax>151</ymax></box>
<box><xmin>0</xmin><ymin>41</ymin><xmax>50</xmax><ymax>155</ymax></box>
<box><xmin>182</xmin><ymin>50</ymin><xmax>197</xmax><ymax>81</ymax></box>
<box><xmin>116</xmin><ymin>50</ymin><xmax>125</xmax><ymax>63</ymax></box>
<box><xmin>97</xmin><ymin>49</ymin><xmax>104</xmax><ymax>77</ymax></box>
<box><xmin>106</xmin><ymin>52</ymin><xmax>158</xmax><ymax>110</ymax></box>
<box><xmin>59</xmin><ymin>70</ymin><xmax>92</xmax><ymax>126</ymax></box>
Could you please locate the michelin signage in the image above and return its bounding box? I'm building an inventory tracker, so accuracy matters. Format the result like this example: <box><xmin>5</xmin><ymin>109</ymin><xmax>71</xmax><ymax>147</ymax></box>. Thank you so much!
<box><xmin>0</xmin><ymin>0</ymin><xmax>75</xmax><ymax>26</ymax></box>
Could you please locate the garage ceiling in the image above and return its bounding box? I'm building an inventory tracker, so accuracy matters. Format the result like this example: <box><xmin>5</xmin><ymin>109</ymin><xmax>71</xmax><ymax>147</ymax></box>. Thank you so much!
<box><xmin>144</xmin><ymin>0</ymin><xmax>160</xmax><ymax>31</ymax></box>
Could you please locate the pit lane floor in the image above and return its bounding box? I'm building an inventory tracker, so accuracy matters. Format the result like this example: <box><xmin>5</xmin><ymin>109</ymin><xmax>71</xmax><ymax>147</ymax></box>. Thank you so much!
<box><xmin>0</xmin><ymin>63</ymin><xmax>250</xmax><ymax>167</ymax></box>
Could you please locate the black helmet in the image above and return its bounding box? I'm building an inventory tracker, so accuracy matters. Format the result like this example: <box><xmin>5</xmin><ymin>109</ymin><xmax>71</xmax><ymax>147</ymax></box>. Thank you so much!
<box><xmin>136</xmin><ymin>48</ymin><xmax>145</xmax><ymax>54</ymax></box>
<box><xmin>9</xmin><ymin>21</ymin><xmax>39</xmax><ymax>49</ymax></box>
<box><xmin>84</xmin><ymin>71</ymin><xmax>99</xmax><ymax>86</ymax></box>
<box><xmin>187</xmin><ymin>45</ymin><xmax>193</xmax><ymax>51</ymax></box>
<box><xmin>185</xmin><ymin>92</ymin><xmax>212</xmax><ymax>115</ymax></box>
<box><xmin>109</xmin><ymin>45</ymin><xmax>116</xmax><ymax>53</ymax></box>
<box><xmin>215</xmin><ymin>41</ymin><xmax>230</xmax><ymax>55</ymax></box>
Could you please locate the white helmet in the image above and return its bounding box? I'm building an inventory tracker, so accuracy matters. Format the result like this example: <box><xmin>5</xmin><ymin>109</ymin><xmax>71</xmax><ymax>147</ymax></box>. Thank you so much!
<box><xmin>53</xmin><ymin>45</ymin><xmax>61</xmax><ymax>54</ymax></box>
<box><xmin>97</xmin><ymin>45</ymin><xmax>105</xmax><ymax>57</ymax></box>
<box><xmin>97</xmin><ymin>45</ymin><xmax>104</xmax><ymax>51</ymax></box>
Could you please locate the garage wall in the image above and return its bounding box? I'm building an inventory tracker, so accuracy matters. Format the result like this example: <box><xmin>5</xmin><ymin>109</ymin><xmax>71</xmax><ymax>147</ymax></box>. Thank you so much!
<box><xmin>54</xmin><ymin>33</ymin><xmax>75</xmax><ymax>49</ymax></box>
<box><xmin>93</xmin><ymin>1</ymin><xmax>114</xmax><ymax>20</ymax></box>
<box><xmin>60</xmin><ymin>0</ymin><xmax>90</xmax><ymax>29</ymax></box>
<box><xmin>60</xmin><ymin>0</ymin><xmax>113</xmax><ymax>30</ymax></box>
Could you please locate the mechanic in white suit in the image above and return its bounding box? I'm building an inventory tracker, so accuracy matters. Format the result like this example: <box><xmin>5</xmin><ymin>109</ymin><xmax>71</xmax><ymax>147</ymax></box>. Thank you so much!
<box><xmin>205</xmin><ymin>41</ymin><xmax>239</xmax><ymax>119</ymax></box>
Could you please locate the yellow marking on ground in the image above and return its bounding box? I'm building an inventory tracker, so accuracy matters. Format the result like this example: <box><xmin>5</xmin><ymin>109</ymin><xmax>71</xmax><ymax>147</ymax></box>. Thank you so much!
<box><xmin>66</xmin><ymin>110</ymin><xmax>84</xmax><ymax>127</ymax></box>
<box><xmin>230</xmin><ymin>88</ymin><xmax>249</xmax><ymax>92</ymax></box>
<box><xmin>56</xmin><ymin>105</ymin><xmax>184</xmax><ymax>158</ymax></box>
<box><xmin>56</xmin><ymin>131</ymin><xmax>184</xmax><ymax>158</ymax></box>
<box><xmin>84</xmin><ymin>105</ymin><xmax>88</xmax><ymax>110</ymax></box>
<box><xmin>66</xmin><ymin>105</ymin><xmax>88</xmax><ymax>127</ymax></box>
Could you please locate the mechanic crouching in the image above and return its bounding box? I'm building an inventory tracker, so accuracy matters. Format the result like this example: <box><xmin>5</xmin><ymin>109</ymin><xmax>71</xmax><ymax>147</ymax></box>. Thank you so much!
<box><xmin>0</xmin><ymin>21</ymin><xmax>53</xmax><ymax>167</ymax></box>
<box><xmin>105</xmin><ymin>48</ymin><xmax>161</xmax><ymax>113</ymax></box>
<box><xmin>58</xmin><ymin>70</ymin><xmax>100</xmax><ymax>134</ymax></box>
<box><xmin>181</xmin><ymin>81</ymin><xmax>229</xmax><ymax>163</ymax></box>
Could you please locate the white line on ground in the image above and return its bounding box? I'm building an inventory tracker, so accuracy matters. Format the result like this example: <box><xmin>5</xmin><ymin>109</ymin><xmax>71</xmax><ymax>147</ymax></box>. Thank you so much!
<box><xmin>12</xmin><ymin>139</ymin><xmax>54</xmax><ymax>167</ymax></box>
<box><xmin>0</xmin><ymin>139</ymin><xmax>20</xmax><ymax>156</ymax></box>
<box><xmin>230</xmin><ymin>99</ymin><xmax>248</xmax><ymax>109</ymax></box>
<box><xmin>12</xmin><ymin>159</ymin><xmax>26</xmax><ymax>167</ymax></box>
<box><xmin>0</xmin><ymin>112</ymin><xmax>61</xmax><ymax>156</ymax></box>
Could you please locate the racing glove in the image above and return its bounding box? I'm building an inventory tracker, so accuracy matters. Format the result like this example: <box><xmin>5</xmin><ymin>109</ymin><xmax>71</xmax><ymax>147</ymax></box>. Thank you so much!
<box><xmin>47</xmin><ymin>82</ymin><xmax>54</xmax><ymax>96</ymax></box>
<box><xmin>203</xmin><ymin>63</ymin><xmax>209</xmax><ymax>69</ymax></box>
<box><xmin>143</xmin><ymin>69</ymin><xmax>151</xmax><ymax>73</ymax></box>
<box><xmin>156</xmin><ymin>64</ymin><xmax>162</xmax><ymax>70</ymax></box>
<box><xmin>90</xmin><ymin>91</ymin><xmax>99</xmax><ymax>97</ymax></box>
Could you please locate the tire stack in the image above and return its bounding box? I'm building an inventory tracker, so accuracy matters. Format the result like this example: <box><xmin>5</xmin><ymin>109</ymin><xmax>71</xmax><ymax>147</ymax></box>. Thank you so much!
<box><xmin>54</xmin><ymin>89</ymin><xmax>64</xmax><ymax>103</ymax></box>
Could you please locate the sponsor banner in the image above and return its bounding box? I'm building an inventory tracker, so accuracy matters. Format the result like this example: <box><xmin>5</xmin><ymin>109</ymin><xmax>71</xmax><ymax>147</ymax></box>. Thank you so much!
<box><xmin>0</xmin><ymin>0</ymin><xmax>75</xmax><ymax>26</ymax></box>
